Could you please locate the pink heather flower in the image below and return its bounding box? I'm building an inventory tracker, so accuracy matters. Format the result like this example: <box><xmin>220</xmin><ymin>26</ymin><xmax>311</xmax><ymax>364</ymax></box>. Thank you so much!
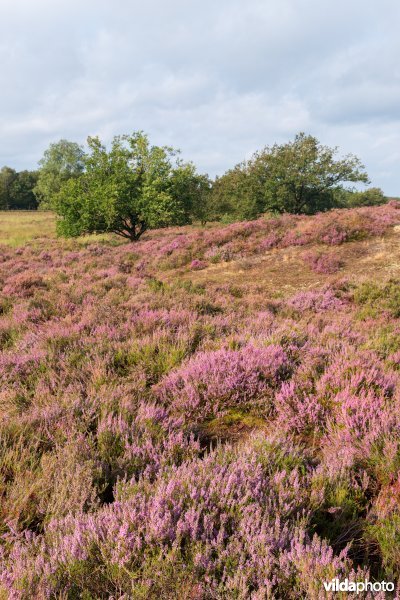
<box><xmin>155</xmin><ymin>344</ymin><xmax>290</xmax><ymax>419</ymax></box>
<box><xmin>287</xmin><ymin>288</ymin><xmax>346</xmax><ymax>312</ymax></box>
<box><xmin>302</xmin><ymin>251</ymin><xmax>342</xmax><ymax>274</ymax></box>
<box><xmin>319</xmin><ymin>225</ymin><xmax>348</xmax><ymax>245</ymax></box>
<box><xmin>190</xmin><ymin>259</ymin><xmax>207</xmax><ymax>271</ymax></box>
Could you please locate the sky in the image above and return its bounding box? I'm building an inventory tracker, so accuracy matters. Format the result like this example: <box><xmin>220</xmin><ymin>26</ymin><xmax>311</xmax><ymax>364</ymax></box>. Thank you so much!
<box><xmin>1</xmin><ymin>0</ymin><xmax>400</xmax><ymax>194</ymax></box>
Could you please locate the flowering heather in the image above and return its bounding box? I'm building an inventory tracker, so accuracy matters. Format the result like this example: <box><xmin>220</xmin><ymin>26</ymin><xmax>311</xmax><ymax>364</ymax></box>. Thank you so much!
<box><xmin>156</xmin><ymin>345</ymin><xmax>290</xmax><ymax>420</ymax></box>
<box><xmin>303</xmin><ymin>250</ymin><xmax>343</xmax><ymax>274</ymax></box>
<box><xmin>190</xmin><ymin>258</ymin><xmax>207</xmax><ymax>271</ymax></box>
<box><xmin>286</xmin><ymin>287</ymin><xmax>347</xmax><ymax>312</ymax></box>
<box><xmin>1</xmin><ymin>204</ymin><xmax>400</xmax><ymax>597</ymax></box>
<box><xmin>126</xmin><ymin>203</ymin><xmax>400</xmax><ymax>271</ymax></box>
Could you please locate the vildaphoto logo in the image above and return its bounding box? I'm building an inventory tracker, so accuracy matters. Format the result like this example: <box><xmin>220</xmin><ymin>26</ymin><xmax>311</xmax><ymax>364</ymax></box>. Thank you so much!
<box><xmin>323</xmin><ymin>578</ymin><xmax>395</xmax><ymax>594</ymax></box>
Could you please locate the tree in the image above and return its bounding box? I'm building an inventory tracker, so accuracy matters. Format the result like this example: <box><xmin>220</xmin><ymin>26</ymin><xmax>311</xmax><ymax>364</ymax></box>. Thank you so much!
<box><xmin>169</xmin><ymin>163</ymin><xmax>212</xmax><ymax>225</ymax></box>
<box><xmin>8</xmin><ymin>171</ymin><xmax>39</xmax><ymax>209</ymax></box>
<box><xmin>55</xmin><ymin>132</ymin><xmax>206</xmax><ymax>241</ymax></box>
<box><xmin>210</xmin><ymin>133</ymin><xmax>370</xmax><ymax>220</ymax></box>
<box><xmin>0</xmin><ymin>168</ymin><xmax>39</xmax><ymax>210</ymax></box>
<box><xmin>258</xmin><ymin>133</ymin><xmax>369</xmax><ymax>214</ymax></box>
<box><xmin>0</xmin><ymin>166</ymin><xmax>17</xmax><ymax>209</ymax></box>
<box><xmin>211</xmin><ymin>163</ymin><xmax>265</xmax><ymax>222</ymax></box>
<box><xmin>34</xmin><ymin>139</ymin><xmax>85</xmax><ymax>208</ymax></box>
<box><xmin>191</xmin><ymin>174</ymin><xmax>213</xmax><ymax>225</ymax></box>
<box><xmin>345</xmin><ymin>187</ymin><xmax>385</xmax><ymax>207</ymax></box>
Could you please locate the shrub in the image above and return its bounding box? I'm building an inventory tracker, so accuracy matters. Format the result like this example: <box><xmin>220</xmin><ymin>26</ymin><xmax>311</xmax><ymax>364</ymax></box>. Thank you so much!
<box><xmin>156</xmin><ymin>345</ymin><xmax>291</xmax><ymax>421</ymax></box>
<box><xmin>0</xmin><ymin>434</ymin><xmax>328</xmax><ymax>599</ymax></box>
<box><xmin>303</xmin><ymin>251</ymin><xmax>342</xmax><ymax>274</ymax></box>
<box><xmin>2</xmin><ymin>205</ymin><xmax>400</xmax><ymax>596</ymax></box>
<box><xmin>318</xmin><ymin>225</ymin><xmax>348</xmax><ymax>245</ymax></box>
<box><xmin>354</xmin><ymin>280</ymin><xmax>400</xmax><ymax>318</ymax></box>
<box><xmin>287</xmin><ymin>288</ymin><xmax>346</xmax><ymax>312</ymax></box>
<box><xmin>346</xmin><ymin>187</ymin><xmax>386</xmax><ymax>207</ymax></box>
<box><xmin>190</xmin><ymin>259</ymin><xmax>207</xmax><ymax>271</ymax></box>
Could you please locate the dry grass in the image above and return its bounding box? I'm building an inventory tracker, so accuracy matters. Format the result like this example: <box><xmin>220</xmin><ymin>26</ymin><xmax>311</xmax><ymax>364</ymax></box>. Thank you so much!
<box><xmin>2</xmin><ymin>210</ymin><xmax>400</xmax><ymax>298</ymax></box>
<box><xmin>0</xmin><ymin>211</ymin><xmax>117</xmax><ymax>247</ymax></box>
<box><xmin>173</xmin><ymin>228</ymin><xmax>400</xmax><ymax>297</ymax></box>
<box><xmin>0</xmin><ymin>211</ymin><xmax>56</xmax><ymax>246</ymax></box>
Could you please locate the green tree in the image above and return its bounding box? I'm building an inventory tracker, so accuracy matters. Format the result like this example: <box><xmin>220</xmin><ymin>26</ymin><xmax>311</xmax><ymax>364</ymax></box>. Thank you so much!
<box><xmin>169</xmin><ymin>163</ymin><xmax>212</xmax><ymax>225</ymax></box>
<box><xmin>0</xmin><ymin>166</ymin><xmax>17</xmax><ymax>209</ymax></box>
<box><xmin>258</xmin><ymin>133</ymin><xmax>369</xmax><ymax>214</ymax></box>
<box><xmin>9</xmin><ymin>170</ymin><xmax>39</xmax><ymax>210</ymax></box>
<box><xmin>34</xmin><ymin>139</ymin><xmax>85</xmax><ymax>208</ymax></box>
<box><xmin>55</xmin><ymin>132</ymin><xmax>206</xmax><ymax>241</ymax></box>
<box><xmin>345</xmin><ymin>186</ymin><xmax>386</xmax><ymax>207</ymax></box>
<box><xmin>211</xmin><ymin>163</ymin><xmax>265</xmax><ymax>222</ymax></box>
<box><xmin>211</xmin><ymin>133</ymin><xmax>370</xmax><ymax>220</ymax></box>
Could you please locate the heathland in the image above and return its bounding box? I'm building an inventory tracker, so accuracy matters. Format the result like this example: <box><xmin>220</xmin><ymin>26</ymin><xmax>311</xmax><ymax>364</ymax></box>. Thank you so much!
<box><xmin>1</xmin><ymin>204</ymin><xmax>400</xmax><ymax>598</ymax></box>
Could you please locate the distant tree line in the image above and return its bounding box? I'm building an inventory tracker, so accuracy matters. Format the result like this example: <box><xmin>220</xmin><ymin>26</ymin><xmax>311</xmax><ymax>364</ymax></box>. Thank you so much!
<box><xmin>0</xmin><ymin>167</ymin><xmax>39</xmax><ymax>210</ymax></box>
<box><xmin>0</xmin><ymin>132</ymin><xmax>388</xmax><ymax>240</ymax></box>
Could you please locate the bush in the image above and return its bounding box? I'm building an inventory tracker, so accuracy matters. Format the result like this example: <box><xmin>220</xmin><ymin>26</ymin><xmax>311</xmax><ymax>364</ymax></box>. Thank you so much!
<box><xmin>156</xmin><ymin>345</ymin><xmax>291</xmax><ymax>421</ymax></box>
<box><xmin>303</xmin><ymin>251</ymin><xmax>342</xmax><ymax>274</ymax></box>
<box><xmin>346</xmin><ymin>187</ymin><xmax>386</xmax><ymax>207</ymax></box>
<box><xmin>354</xmin><ymin>280</ymin><xmax>400</xmax><ymax>318</ymax></box>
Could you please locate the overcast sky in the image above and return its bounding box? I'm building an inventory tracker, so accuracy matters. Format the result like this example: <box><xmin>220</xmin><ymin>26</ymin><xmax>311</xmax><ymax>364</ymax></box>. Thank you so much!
<box><xmin>1</xmin><ymin>0</ymin><xmax>399</xmax><ymax>193</ymax></box>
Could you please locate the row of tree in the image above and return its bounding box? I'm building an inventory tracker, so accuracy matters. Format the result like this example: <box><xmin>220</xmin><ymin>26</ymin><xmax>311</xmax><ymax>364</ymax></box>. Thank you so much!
<box><xmin>0</xmin><ymin>167</ymin><xmax>38</xmax><ymax>210</ymax></box>
<box><xmin>1</xmin><ymin>132</ymin><xmax>386</xmax><ymax>241</ymax></box>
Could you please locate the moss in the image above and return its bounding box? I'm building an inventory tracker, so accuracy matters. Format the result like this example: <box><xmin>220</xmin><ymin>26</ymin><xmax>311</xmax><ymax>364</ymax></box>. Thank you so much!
<box><xmin>200</xmin><ymin>409</ymin><xmax>267</xmax><ymax>442</ymax></box>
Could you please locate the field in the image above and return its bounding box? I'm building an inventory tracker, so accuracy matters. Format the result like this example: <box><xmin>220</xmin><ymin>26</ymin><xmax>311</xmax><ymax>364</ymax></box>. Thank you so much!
<box><xmin>0</xmin><ymin>211</ymin><xmax>118</xmax><ymax>248</ymax></box>
<box><xmin>1</xmin><ymin>204</ymin><xmax>400</xmax><ymax>598</ymax></box>
<box><xmin>0</xmin><ymin>211</ymin><xmax>55</xmax><ymax>246</ymax></box>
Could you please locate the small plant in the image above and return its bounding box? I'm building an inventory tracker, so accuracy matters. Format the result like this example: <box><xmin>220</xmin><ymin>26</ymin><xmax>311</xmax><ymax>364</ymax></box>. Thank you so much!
<box><xmin>147</xmin><ymin>277</ymin><xmax>166</xmax><ymax>292</ymax></box>
<box><xmin>190</xmin><ymin>259</ymin><xmax>207</xmax><ymax>271</ymax></box>
<box><xmin>354</xmin><ymin>280</ymin><xmax>400</xmax><ymax>318</ymax></box>
<box><xmin>318</xmin><ymin>225</ymin><xmax>348</xmax><ymax>245</ymax></box>
<box><xmin>303</xmin><ymin>251</ymin><xmax>342</xmax><ymax>274</ymax></box>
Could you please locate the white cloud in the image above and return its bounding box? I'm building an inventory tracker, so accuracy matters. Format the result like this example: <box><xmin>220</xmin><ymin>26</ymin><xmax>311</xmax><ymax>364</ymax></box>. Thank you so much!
<box><xmin>0</xmin><ymin>0</ymin><xmax>399</xmax><ymax>193</ymax></box>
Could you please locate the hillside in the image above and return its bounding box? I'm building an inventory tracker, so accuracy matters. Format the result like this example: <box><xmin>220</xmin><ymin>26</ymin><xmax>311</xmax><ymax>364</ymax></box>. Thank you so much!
<box><xmin>1</xmin><ymin>203</ymin><xmax>400</xmax><ymax>597</ymax></box>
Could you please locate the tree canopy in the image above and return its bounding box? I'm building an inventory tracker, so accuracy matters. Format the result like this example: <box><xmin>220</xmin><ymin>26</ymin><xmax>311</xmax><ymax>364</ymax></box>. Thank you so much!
<box><xmin>211</xmin><ymin>133</ymin><xmax>370</xmax><ymax>219</ymax></box>
<box><xmin>55</xmin><ymin>132</ymin><xmax>208</xmax><ymax>241</ymax></box>
<box><xmin>34</xmin><ymin>139</ymin><xmax>85</xmax><ymax>208</ymax></box>
<box><xmin>0</xmin><ymin>167</ymin><xmax>38</xmax><ymax>210</ymax></box>
<box><xmin>345</xmin><ymin>186</ymin><xmax>385</xmax><ymax>207</ymax></box>
<box><xmin>0</xmin><ymin>167</ymin><xmax>17</xmax><ymax>210</ymax></box>
<box><xmin>0</xmin><ymin>132</ymin><xmax>386</xmax><ymax>231</ymax></box>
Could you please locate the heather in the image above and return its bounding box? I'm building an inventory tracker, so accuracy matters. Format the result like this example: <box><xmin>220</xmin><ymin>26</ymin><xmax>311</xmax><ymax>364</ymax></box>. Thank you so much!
<box><xmin>1</xmin><ymin>205</ymin><xmax>400</xmax><ymax>598</ymax></box>
<box><xmin>133</xmin><ymin>202</ymin><xmax>400</xmax><ymax>272</ymax></box>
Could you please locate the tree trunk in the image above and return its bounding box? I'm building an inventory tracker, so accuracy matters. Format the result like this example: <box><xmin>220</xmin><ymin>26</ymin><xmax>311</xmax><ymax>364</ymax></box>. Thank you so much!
<box><xmin>114</xmin><ymin>218</ymin><xmax>147</xmax><ymax>241</ymax></box>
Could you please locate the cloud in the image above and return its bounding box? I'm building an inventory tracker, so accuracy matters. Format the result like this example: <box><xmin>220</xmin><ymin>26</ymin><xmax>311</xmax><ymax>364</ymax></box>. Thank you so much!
<box><xmin>0</xmin><ymin>0</ymin><xmax>399</xmax><ymax>193</ymax></box>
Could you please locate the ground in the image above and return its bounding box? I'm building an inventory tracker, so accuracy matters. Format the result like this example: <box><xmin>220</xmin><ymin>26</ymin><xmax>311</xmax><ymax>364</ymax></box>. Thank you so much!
<box><xmin>1</xmin><ymin>205</ymin><xmax>400</xmax><ymax>598</ymax></box>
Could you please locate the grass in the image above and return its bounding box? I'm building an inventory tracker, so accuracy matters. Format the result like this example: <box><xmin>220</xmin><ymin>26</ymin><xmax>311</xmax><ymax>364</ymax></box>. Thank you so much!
<box><xmin>0</xmin><ymin>211</ymin><xmax>56</xmax><ymax>246</ymax></box>
<box><xmin>0</xmin><ymin>211</ymin><xmax>118</xmax><ymax>247</ymax></box>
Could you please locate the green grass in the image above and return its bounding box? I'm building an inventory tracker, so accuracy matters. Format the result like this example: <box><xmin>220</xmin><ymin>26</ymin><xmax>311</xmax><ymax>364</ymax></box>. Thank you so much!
<box><xmin>0</xmin><ymin>211</ymin><xmax>119</xmax><ymax>247</ymax></box>
<box><xmin>0</xmin><ymin>211</ymin><xmax>56</xmax><ymax>246</ymax></box>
